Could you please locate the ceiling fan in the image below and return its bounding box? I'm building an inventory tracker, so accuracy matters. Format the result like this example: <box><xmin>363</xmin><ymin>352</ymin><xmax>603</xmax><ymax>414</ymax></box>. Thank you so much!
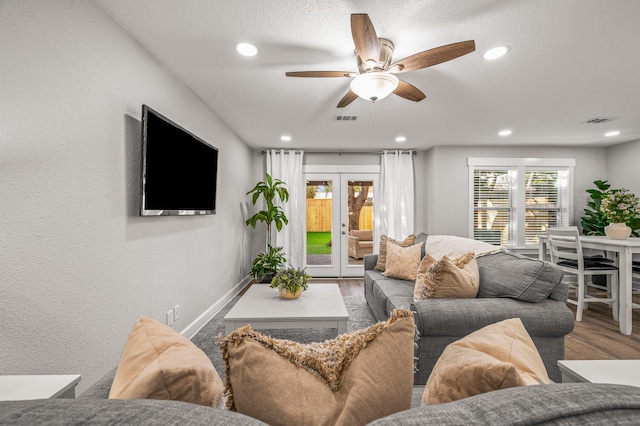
<box><xmin>285</xmin><ymin>14</ymin><xmax>475</xmax><ymax>108</ymax></box>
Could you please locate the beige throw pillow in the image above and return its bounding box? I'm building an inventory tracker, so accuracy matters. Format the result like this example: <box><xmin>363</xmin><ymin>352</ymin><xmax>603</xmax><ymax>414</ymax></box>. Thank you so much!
<box><xmin>218</xmin><ymin>310</ymin><xmax>416</xmax><ymax>426</ymax></box>
<box><xmin>382</xmin><ymin>242</ymin><xmax>423</xmax><ymax>281</ymax></box>
<box><xmin>374</xmin><ymin>234</ymin><xmax>417</xmax><ymax>271</ymax></box>
<box><xmin>413</xmin><ymin>252</ymin><xmax>479</xmax><ymax>300</ymax></box>
<box><xmin>423</xmin><ymin>318</ymin><xmax>550</xmax><ymax>405</ymax></box>
<box><xmin>109</xmin><ymin>316</ymin><xmax>224</xmax><ymax>407</ymax></box>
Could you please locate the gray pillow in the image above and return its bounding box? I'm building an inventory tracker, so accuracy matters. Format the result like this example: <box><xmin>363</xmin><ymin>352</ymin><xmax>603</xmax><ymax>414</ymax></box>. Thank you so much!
<box><xmin>476</xmin><ymin>251</ymin><xmax>563</xmax><ymax>302</ymax></box>
<box><xmin>414</xmin><ymin>232</ymin><xmax>428</xmax><ymax>259</ymax></box>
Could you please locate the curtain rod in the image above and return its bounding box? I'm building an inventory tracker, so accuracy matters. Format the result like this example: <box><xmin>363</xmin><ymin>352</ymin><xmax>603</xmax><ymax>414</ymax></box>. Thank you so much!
<box><xmin>261</xmin><ymin>150</ymin><xmax>417</xmax><ymax>155</ymax></box>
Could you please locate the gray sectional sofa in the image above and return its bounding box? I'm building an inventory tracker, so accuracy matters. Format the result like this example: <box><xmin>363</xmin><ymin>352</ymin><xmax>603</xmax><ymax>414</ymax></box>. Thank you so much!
<box><xmin>364</xmin><ymin>247</ymin><xmax>576</xmax><ymax>384</ymax></box>
<box><xmin>2</xmin><ymin>383</ymin><xmax>640</xmax><ymax>424</ymax></box>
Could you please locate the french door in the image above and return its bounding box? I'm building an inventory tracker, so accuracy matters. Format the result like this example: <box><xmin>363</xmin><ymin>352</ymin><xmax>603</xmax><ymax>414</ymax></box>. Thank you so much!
<box><xmin>305</xmin><ymin>173</ymin><xmax>377</xmax><ymax>277</ymax></box>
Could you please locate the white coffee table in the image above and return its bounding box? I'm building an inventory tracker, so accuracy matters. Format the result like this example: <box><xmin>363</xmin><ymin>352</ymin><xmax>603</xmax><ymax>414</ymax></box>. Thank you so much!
<box><xmin>558</xmin><ymin>360</ymin><xmax>640</xmax><ymax>386</ymax></box>
<box><xmin>224</xmin><ymin>283</ymin><xmax>349</xmax><ymax>335</ymax></box>
<box><xmin>0</xmin><ymin>375</ymin><xmax>81</xmax><ymax>401</ymax></box>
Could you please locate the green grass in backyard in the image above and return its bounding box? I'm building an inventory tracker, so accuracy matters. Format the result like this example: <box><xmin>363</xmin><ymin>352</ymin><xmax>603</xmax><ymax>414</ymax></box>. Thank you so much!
<box><xmin>307</xmin><ymin>232</ymin><xmax>332</xmax><ymax>255</ymax></box>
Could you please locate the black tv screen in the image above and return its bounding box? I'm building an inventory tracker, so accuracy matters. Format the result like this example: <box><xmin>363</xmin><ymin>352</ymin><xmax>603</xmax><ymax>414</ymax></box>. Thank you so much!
<box><xmin>141</xmin><ymin>105</ymin><xmax>218</xmax><ymax>216</ymax></box>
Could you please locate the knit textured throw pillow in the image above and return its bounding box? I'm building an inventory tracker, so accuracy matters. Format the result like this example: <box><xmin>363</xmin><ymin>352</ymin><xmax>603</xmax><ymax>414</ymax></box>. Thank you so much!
<box><xmin>218</xmin><ymin>310</ymin><xmax>416</xmax><ymax>426</ymax></box>
<box><xmin>374</xmin><ymin>234</ymin><xmax>417</xmax><ymax>271</ymax></box>
<box><xmin>413</xmin><ymin>252</ymin><xmax>479</xmax><ymax>301</ymax></box>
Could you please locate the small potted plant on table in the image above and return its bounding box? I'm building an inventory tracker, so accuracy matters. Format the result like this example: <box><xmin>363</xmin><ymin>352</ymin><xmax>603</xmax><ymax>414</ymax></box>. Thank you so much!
<box><xmin>269</xmin><ymin>266</ymin><xmax>312</xmax><ymax>299</ymax></box>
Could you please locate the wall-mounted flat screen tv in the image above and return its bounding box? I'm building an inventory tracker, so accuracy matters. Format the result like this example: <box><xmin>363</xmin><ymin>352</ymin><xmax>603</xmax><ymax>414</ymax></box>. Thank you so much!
<box><xmin>140</xmin><ymin>105</ymin><xmax>218</xmax><ymax>216</ymax></box>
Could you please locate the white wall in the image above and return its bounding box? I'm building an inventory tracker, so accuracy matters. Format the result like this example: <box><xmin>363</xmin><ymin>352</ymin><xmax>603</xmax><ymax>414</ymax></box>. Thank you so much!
<box><xmin>423</xmin><ymin>145</ymin><xmax>608</xmax><ymax>236</ymax></box>
<box><xmin>606</xmin><ymin>139</ymin><xmax>640</xmax><ymax>195</ymax></box>
<box><xmin>0</xmin><ymin>1</ymin><xmax>253</xmax><ymax>393</ymax></box>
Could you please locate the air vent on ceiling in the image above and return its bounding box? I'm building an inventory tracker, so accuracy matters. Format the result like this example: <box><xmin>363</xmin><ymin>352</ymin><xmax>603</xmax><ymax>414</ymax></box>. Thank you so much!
<box><xmin>334</xmin><ymin>115</ymin><xmax>358</xmax><ymax>122</ymax></box>
<box><xmin>582</xmin><ymin>117</ymin><xmax>619</xmax><ymax>124</ymax></box>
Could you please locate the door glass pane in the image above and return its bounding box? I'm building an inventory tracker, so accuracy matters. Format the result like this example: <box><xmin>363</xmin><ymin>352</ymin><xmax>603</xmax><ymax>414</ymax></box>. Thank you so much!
<box><xmin>346</xmin><ymin>180</ymin><xmax>374</xmax><ymax>266</ymax></box>
<box><xmin>306</xmin><ymin>180</ymin><xmax>333</xmax><ymax>266</ymax></box>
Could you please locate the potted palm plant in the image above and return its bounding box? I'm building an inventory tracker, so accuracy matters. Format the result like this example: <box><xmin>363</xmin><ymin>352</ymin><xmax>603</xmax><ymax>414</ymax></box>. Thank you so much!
<box><xmin>246</xmin><ymin>174</ymin><xmax>289</xmax><ymax>282</ymax></box>
<box><xmin>269</xmin><ymin>266</ymin><xmax>312</xmax><ymax>299</ymax></box>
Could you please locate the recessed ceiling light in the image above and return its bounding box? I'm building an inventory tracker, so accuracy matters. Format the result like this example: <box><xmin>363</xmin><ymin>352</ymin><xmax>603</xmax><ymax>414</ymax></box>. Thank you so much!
<box><xmin>499</xmin><ymin>129</ymin><xmax>512</xmax><ymax>136</ymax></box>
<box><xmin>395</xmin><ymin>136</ymin><xmax>407</xmax><ymax>143</ymax></box>
<box><xmin>236</xmin><ymin>42</ymin><xmax>259</xmax><ymax>57</ymax></box>
<box><xmin>605</xmin><ymin>130</ymin><xmax>621</xmax><ymax>137</ymax></box>
<box><xmin>280</xmin><ymin>135</ymin><xmax>292</xmax><ymax>142</ymax></box>
<box><xmin>483</xmin><ymin>46</ymin><xmax>510</xmax><ymax>60</ymax></box>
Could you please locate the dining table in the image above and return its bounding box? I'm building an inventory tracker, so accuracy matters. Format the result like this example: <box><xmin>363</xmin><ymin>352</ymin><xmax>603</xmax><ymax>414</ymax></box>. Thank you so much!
<box><xmin>539</xmin><ymin>235</ymin><xmax>640</xmax><ymax>335</ymax></box>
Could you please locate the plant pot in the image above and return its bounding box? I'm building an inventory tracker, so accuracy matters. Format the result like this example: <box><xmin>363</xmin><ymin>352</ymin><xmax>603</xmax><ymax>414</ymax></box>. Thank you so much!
<box><xmin>258</xmin><ymin>272</ymin><xmax>276</xmax><ymax>283</ymax></box>
<box><xmin>279</xmin><ymin>288</ymin><xmax>303</xmax><ymax>299</ymax></box>
<box><xmin>605</xmin><ymin>223</ymin><xmax>632</xmax><ymax>240</ymax></box>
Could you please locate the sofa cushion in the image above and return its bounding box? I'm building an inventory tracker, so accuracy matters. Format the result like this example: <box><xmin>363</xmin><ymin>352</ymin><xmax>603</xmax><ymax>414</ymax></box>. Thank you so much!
<box><xmin>382</xmin><ymin>242</ymin><xmax>423</xmax><ymax>281</ymax></box>
<box><xmin>368</xmin><ymin>383</ymin><xmax>640</xmax><ymax>426</ymax></box>
<box><xmin>109</xmin><ymin>317</ymin><xmax>224</xmax><ymax>407</ymax></box>
<box><xmin>414</xmin><ymin>232</ymin><xmax>428</xmax><ymax>258</ymax></box>
<box><xmin>423</xmin><ymin>318</ymin><xmax>550</xmax><ymax>404</ymax></box>
<box><xmin>374</xmin><ymin>234</ymin><xmax>416</xmax><ymax>271</ymax></box>
<box><xmin>413</xmin><ymin>252</ymin><xmax>479</xmax><ymax>300</ymax></box>
<box><xmin>476</xmin><ymin>251</ymin><xmax>563</xmax><ymax>302</ymax></box>
<box><xmin>218</xmin><ymin>310</ymin><xmax>416</xmax><ymax>426</ymax></box>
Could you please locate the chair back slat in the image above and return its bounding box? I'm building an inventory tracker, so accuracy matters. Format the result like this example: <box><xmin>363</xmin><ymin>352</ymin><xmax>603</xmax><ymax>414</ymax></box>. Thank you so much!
<box><xmin>546</xmin><ymin>227</ymin><xmax>584</xmax><ymax>271</ymax></box>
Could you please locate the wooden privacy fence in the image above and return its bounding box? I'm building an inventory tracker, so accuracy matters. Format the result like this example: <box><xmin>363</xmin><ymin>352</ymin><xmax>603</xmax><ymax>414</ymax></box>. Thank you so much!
<box><xmin>306</xmin><ymin>199</ymin><xmax>373</xmax><ymax>232</ymax></box>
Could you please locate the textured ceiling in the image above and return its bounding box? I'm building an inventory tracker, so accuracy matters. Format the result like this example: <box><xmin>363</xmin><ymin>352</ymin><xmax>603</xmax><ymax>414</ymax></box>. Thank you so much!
<box><xmin>96</xmin><ymin>0</ymin><xmax>640</xmax><ymax>151</ymax></box>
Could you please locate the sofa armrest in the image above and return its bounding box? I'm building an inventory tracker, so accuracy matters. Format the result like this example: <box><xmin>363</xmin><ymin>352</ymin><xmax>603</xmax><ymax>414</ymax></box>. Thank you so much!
<box><xmin>411</xmin><ymin>298</ymin><xmax>574</xmax><ymax>338</ymax></box>
<box><xmin>78</xmin><ymin>368</ymin><xmax>116</xmax><ymax>399</ymax></box>
<box><xmin>364</xmin><ymin>254</ymin><xmax>378</xmax><ymax>270</ymax></box>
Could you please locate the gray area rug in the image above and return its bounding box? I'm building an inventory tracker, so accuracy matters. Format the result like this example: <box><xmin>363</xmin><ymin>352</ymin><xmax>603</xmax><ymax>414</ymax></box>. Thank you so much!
<box><xmin>190</xmin><ymin>294</ymin><xmax>377</xmax><ymax>375</ymax></box>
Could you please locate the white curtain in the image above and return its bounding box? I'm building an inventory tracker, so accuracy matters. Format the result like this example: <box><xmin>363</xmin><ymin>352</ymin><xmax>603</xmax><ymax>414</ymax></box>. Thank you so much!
<box><xmin>266</xmin><ymin>149</ymin><xmax>305</xmax><ymax>268</ymax></box>
<box><xmin>375</xmin><ymin>150</ymin><xmax>414</xmax><ymax>244</ymax></box>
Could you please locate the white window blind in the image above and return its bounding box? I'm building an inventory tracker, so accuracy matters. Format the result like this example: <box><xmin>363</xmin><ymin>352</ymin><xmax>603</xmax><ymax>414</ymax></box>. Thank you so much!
<box><xmin>468</xmin><ymin>158</ymin><xmax>573</xmax><ymax>249</ymax></box>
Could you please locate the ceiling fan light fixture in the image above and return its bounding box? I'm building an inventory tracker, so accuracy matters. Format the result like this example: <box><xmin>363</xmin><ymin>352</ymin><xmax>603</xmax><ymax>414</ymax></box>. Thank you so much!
<box><xmin>350</xmin><ymin>72</ymin><xmax>399</xmax><ymax>102</ymax></box>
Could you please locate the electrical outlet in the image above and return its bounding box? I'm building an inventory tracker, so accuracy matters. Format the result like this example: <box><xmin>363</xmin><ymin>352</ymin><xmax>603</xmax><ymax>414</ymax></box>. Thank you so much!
<box><xmin>173</xmin><ymin>305</ymin><xmax>181</xmax><ymax>321</ymax></box>
<box><xmin>166</xmin><ymin>309</ymin><xmax>174</xmax><ymax>325</ymax></box>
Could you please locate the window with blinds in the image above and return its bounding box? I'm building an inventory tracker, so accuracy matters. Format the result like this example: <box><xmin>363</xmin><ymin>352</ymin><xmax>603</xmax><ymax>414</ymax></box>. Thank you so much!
<box><xmin>469</xmin><ymin>160</ymin><xmax>572</xmax><ymax>249</ymax></box>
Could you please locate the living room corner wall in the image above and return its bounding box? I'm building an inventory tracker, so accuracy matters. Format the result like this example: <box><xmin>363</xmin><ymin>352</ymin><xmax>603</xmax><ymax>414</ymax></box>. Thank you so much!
<box><xmin>0</xmin><ymin>1</ymin><xmax>253</xmax><ymax>394</ymax></box>
<box><xmin>606</xmin><ymin>139</ymin><xmax>640</xmax><ymax>196</ymax></box>
<box><xmin>423</xmin><ymin>145</ymin><xmax>608</xmax><ymax>237</ymax></box>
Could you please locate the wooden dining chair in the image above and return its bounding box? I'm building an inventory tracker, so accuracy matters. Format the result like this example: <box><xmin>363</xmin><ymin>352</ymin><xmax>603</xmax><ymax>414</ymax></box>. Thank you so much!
<box><xmin>546</xmin><ymin>227</ymin><xmax>619</xmax><ymax>321</ymax></box>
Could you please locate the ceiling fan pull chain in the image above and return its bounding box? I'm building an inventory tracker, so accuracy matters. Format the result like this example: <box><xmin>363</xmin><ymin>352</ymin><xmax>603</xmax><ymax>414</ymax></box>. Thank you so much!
<box><xmin>370</xmin><ymin>100</ymin><xmax>376</xmax><ymax>128</ymax></box>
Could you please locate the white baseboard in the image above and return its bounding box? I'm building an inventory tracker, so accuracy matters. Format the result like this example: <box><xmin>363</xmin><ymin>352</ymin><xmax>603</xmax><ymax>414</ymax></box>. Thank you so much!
<box><xmin>181</xmin><ymin>275</ymin><xmax>252</xmax><ymax>340</ymax></box>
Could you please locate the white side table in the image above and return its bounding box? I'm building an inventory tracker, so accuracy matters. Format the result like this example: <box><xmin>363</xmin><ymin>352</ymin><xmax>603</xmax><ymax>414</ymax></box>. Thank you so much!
<box><xmin>0</xmin><ymin>375</ymin><xmax>81</xmax><ymax>401</ymax></box>
<box><xmin>558</xmin><ymin>360</ymin><xmax>640</xmax><ymax>386</ymax></box>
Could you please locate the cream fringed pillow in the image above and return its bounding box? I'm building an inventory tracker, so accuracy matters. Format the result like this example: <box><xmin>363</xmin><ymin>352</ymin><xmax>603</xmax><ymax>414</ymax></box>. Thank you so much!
<box><xmin>382</xmin><ymin>241</ymin><xmax>423</xmax><ymax>281</ymax></box>
<box><xmin>218</xmin><ymin>310</ymin><xmax>416</xmax><ymax>426</ymax></box>
<box><xmin>109</xmin><ymin>317</ymin><xmax>224</xmax><ymax>407</ymax></box>
<box><xmin>423</xmin><ymin>318</ymin><xmax>550</xmax><ymax>405</ymax></box>
<box><xmin>374</xmin><ymin>234</ymin><xmax>417</xmax><ymax>271</ymax></box>
<box><xmin>413</xmin><ymin>252</ymin><xmax>479</xmax><ymax>300</ymax></box>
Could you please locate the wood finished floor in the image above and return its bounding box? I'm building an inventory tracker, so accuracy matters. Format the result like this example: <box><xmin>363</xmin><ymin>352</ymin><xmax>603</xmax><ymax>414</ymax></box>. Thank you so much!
<box><xmin>312</xmin><ymin>278</ymin><xmax>640</xmax><ymax>361</ymax></box>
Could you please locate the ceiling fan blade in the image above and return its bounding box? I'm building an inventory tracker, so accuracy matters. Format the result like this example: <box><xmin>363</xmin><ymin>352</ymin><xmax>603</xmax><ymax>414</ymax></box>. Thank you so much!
<box><xmin>389</xmin><ymin>40</ymin><xmax>476</xmax><ymax>74</ymax></box>
<box><xmin>285</xmin><ymin>71</ymin><xmax>356</xmax><ymax>78</ymax></box>
<box><xmin>351</xmin><ymin>14</ymin><xmax>380</xmax><ymax>64</ymax></box>
<box><xmin>337</xmin><ymin>90</ymin><xmax>359</xmax><ymax>108</ymax></box>
<box><xmin>393</xmin><ymin>80</ymin><xmax>426</xmax><ymax>102</ymax></box>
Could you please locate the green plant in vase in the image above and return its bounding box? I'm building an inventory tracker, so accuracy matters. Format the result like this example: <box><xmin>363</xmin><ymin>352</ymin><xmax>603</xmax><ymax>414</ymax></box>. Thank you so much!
<box><xmin>249</xmin><ymin>245</ymin><xmax>286</xmax><ymax>283</ymax></box>
<box><xmin>600</xmin><ymin>188</ymin><xmax>640</xmax><ymax>238</ymax></box>
<box><xmin>269</xmin><ymin>266</ymin><xmax>312</xmax><ymax>299</ymax></box>
<box><xmin>246</xmin><ymin>174</ymin><xmax>289</xmax><ymax>281</ymax></box>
